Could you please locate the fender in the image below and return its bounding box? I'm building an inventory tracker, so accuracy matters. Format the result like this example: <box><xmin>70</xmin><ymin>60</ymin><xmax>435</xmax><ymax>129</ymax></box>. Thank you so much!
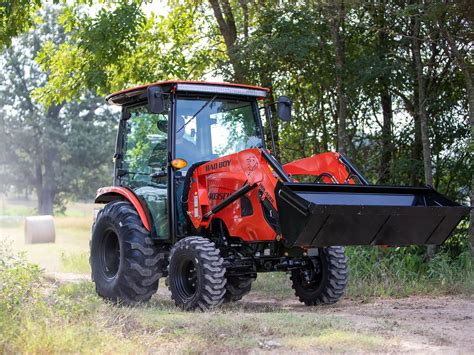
<box><xmin>95</xmin><ymin>186</ymin><xmax>151</xmax><ymax>231</ymax></box>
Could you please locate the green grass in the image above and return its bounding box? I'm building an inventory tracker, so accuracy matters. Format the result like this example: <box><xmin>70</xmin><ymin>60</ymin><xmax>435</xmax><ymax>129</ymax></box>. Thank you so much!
<box><xmin>0</xmin><ymin>246</ymin><xmax>394</xmax><ymax>353</ymax></box>
<box><xmin>345</xmin><ymin>246</ymin><xmax>473</xmax><ymax>298</ymax></box>
<box><xmin>1</xmin><ymin>198</ymin><xmax>93</xmax><ymax>272</ymax></box>
<box><xmin>0</xmin><ymin>200</ymin><xmax>35</xmax><ymax>217</ymax></box>
<box><xmin>1</xmin><ymin>198</ymin><xmax>473</xmax><ymax>353</ymax></box>
<box><xmin>251</xmin><ymin>272</ymin><xmax>293</xmax><ymax>300</ymax></box>
<box><xmin>61</xmin><ymin>252</ymin><xmax>90</xmax><ymax>273</ymax></box>
<box><xmin>2</xmin><ymin>197</ymin><xmax>473</xmax><ymax>297</ymax></box>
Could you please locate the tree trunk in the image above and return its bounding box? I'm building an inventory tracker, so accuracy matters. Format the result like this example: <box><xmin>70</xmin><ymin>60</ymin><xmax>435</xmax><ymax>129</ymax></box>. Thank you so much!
<box><xmin>261</xmin><ymin>77</ymin><xmax>280</xmax><ymax>159</ymax></box>
<box><xmin>320</xmin><ymin>93</ymin><xmax>329</xmax><ymax>151</ymax></box>
<box><xmin>471</xmin><ymin>175</ymin><xmax>474</xmax><ymax>263</ymax></box>
<box><xmin>439</xmin><ymin>24</ymin><xmax>474</xmax><ymax>264</ymax></box>
<box><xmin>412</xmin><ymin>14</ymin><xmax>433</xmax><ymax>187</ymax></box>
<box><xmin>375</xmin><ymin>5</ymin><xmax>393</xmax><ymax>184</ymax></box>
<box><xmin>412</xmin><ymin>11</ymin><xmax>435</xmax><ymax>259</ymax></box>
<box><xmin>37</xmin><ymin>104</ymin><xmax>62</xmax><ymax>215</ymax></box>
<box><xmin>410</xmin><ymin>85</ymin><xmax>422</xmax><ymax>186</ymax></box>
<box><xmin>379</xmin><ymin>88</ymin><xmax>393</xmax><ymax>183</ymax></box>
<box><xmin>328</xmin><ymin>0</ymin><xmax>349</xmax><ymax>156</ymax></box>
<box><xmin>209</xmin><ymin>0</ymin><xmax>247</xmax><ymax>82</ymax></box>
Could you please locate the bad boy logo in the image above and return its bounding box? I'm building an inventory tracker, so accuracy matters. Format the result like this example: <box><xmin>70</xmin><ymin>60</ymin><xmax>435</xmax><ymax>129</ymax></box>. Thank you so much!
<box><xmin>245</xmin><ymin>155</ymin><xmax>258</xmax><ymax>176</ymax></box>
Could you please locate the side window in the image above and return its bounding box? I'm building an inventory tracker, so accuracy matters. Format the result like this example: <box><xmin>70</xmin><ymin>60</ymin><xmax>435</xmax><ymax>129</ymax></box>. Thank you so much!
<box><xmin>120</xmin><ymin>104</ymin><xmax>169</xmax><ymax>239</ymax></box>
<box><xmin>121</xmin><ymin>106</ymin><xmax>168</xmax><ymax>187</ymax></box>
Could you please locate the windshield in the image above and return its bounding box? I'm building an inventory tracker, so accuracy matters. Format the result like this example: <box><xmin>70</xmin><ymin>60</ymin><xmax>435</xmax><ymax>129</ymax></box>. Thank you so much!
<box><xmin>175</xmin><ymin>96</ymin><xmax>263</xmax><ymax>165</ymax></box>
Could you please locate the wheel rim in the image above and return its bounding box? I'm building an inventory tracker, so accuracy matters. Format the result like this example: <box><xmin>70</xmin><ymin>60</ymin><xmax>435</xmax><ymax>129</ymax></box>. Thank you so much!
<box><xmin>299</xmin><ymin>256</ymin><xmax>326</xmax><ymax>292</ymax></box>
<box><xmin>100</xmin><ymin>229</ymin><xmax>120</xmax><ymax>280</ymax></box>
<box><xmin>174</xmin><ymin>258</ymin><xmax>198</xmax><ymax>301</ymax></box>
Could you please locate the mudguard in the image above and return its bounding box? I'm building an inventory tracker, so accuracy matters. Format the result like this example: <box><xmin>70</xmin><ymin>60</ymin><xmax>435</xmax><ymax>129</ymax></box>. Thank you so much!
<box><xmin>95</xmin><ymin>186</ymin><xmax>151</xmax><ymax>231</ymax></box>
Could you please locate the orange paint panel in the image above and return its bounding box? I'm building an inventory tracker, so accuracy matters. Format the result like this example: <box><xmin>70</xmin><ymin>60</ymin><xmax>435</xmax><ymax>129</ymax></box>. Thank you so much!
<box><xmin>188</xmin><ymin>149</ymin><xmax>278</xmax><ymax>242</ymax></box>
<box><xmin>95</xmin><ymin>186</ymin><xmax>151</xmax><ymax>231</ymax></box>
<box><xmin>283</xmin><ymin>152</ymin><xmax>355</xmax><ymax>184</ymax></box>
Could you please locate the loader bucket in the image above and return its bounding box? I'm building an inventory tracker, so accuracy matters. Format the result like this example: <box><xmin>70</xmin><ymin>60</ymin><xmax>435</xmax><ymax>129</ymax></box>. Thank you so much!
<box><xmin>274</xmin><ymin>182</ymin><xmax>470</xmax><ymax>247</ymax></box>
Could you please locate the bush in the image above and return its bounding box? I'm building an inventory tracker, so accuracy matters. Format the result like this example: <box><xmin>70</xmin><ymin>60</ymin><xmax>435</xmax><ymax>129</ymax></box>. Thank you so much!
<box><xmin>346</xmin><ymin>245</ymin><xmax>473</xmax><ymax>297</ymax></box>
<box><xmin>0</xmin><ymin>242</ymin><xmax>120</xmax><ymax>353</ymax></box>
<box><xmin>0</xmin><ymin>242</ymin><xmax>42</xmax><ymax>312</ymax></box>
<box><xmin>0</xmin><ymin>242</ymin><xmax>42</xmax><ymax>353</ymax></box>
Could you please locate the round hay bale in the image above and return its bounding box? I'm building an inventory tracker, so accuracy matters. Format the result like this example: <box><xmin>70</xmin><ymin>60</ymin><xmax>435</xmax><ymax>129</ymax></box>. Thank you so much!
<box><xmin>24</xmin><ymin>215</ymin><xmax>55</xmax><ymax>244</ymax></box>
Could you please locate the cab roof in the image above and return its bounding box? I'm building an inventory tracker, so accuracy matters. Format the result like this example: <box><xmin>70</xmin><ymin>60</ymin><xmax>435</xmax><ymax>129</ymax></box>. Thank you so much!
<box><xmin>106</xmin><ymin>80</ymin><xmax>270</xmax><ymax>106</ymax></box>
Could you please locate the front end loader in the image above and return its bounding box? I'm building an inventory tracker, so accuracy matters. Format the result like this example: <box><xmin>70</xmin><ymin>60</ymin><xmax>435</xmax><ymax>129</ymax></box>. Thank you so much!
<box><xmin>90</xmin><ymin>81</ymin><xmax>470</xmax><ymax>310</ymax></box>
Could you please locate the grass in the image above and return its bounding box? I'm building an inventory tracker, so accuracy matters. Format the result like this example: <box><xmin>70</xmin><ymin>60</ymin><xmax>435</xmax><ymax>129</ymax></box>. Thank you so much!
<box><xmin>1</xmin><ymin>197</ymin><xmax>473</xmax><ymax>294</ymax></box>
<box><xmin>345</xmin><ymin>246</ymin><xmax>474</xmax><ymax>299</ymax></box>
<box><xmin>0</xmin><ymin>238</ymin><xmax>393</xmax><ymax>353</ymax></box>
<box><xmin>251</xmin><ymin>272</ymin><xmax>293</xmax><ymax>300</ymax></box>
<box><xmin>61</xmin><ymin>252</ymin><xmax>90</xmax><ymax>273</ymax></box>
<box><xmin>0</xmin><ymin>252</ymin><xmax>393</xmax><ymax>353</ymax></box>
<box><xmin>0</xmin><ymin>198</ymin><xmax>36</xmax><ymax>217</ymax></box>
<box><xmin>1</xmin><ymin>198</ymin><xmax>473</xmax><ymax>352</ymax></box>
<box><xmin>0</xmin><ymin>198</ymin><xmax>93</xmax><ymax>272</ymax></box>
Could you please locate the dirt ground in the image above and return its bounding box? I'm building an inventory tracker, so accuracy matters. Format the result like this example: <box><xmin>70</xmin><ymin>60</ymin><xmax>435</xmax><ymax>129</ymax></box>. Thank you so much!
<box><xmin>48</xmin><ymin>272</ymin><xmax>474</xmax><ymax>353</ymax></box>
<box><xmin>246</xmin><ymin>294</ymin><xmax>474</xmax><ymax>353</ymax></box>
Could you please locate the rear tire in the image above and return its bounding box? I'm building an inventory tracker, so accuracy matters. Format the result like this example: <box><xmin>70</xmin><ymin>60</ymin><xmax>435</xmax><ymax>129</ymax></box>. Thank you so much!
<box><xmin>168</xmin><ymin>236</ymin><xmax>226</xmax><ymax>310</ymax></box>
<box><xmin>90</xmin><ymin>201</ymin><xmax>164</xmax><ymax>305</ymax></box>
<box><xmin>224</xmin><ymin>275</ymin><xmax>255</xmax><ymax>302</ymax></box>
<box><xmin>291</xmin><ymin>246</ymin><xmax>348</xmax><ymax>305</ymax></box>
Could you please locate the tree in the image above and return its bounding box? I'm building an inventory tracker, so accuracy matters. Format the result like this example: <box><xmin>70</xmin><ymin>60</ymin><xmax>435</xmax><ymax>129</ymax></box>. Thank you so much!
<box><xmin>34</xmin><ymin>1</ymin><xmax>214</xmax><ymax>105</ymax></box>
<box><xmin>0</xmin><ymin>8</ymin><xmax>116</xmax><ymax>214</ymax></box>
<box><xmin>15</xmin><ymin>1</ymin><xmax>470</xmax><ymax>261</ymax></box>
<box><xmin>435</xmin><ymin>0</ymin><xmax>474</xmax><ymax>262</ymax></box>
<box><xmin>327</xmin><ymin>0</ymin><xmax>350</xmax><ymax>156</ymax></box>
<box><xmin>208</xmin><ymin>0</ymin><xmax>247</xmax><ymax>83</ymax></box>
<box><xmin>0</xmin><ymin>0</ymin><xmax>42</xmax><ymax>48</ymax></box>
<box><xmin>412</xmin><ymin>6</ymin><xmax>434</xmax><ymax>190</ymax></box>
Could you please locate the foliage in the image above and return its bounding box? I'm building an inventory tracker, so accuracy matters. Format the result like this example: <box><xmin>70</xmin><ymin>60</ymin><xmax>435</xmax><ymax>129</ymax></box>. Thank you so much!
<box><xmin>0</xmin><ymin>8</ymin><xmax>116</xmax><ymax>213</ymax></box>
<box><xmin>0</xmin><ymin>0</ymin><xmax>42</xmax><ymax>48</ymax></box>
<box><xmin>346</xmin><ymin>245</ymin><xmax>473</xmax><ymax>298</ymax></box>
<box><xmin>34</xmin><ymin>1</ymin><xmax>217</xmax><ymax>105</ymax></box>
<box><xmin>0</xmin><ymin>242</ymin><xmax>42</xmax><ymax>312</ymax></box>
<box><xmin>0</xmin><ymin>0</ymin><xmax>472</xmax><ymax>290</ymax></box>
<box><xmin>0</xmin><ymin>245</ymin><xmax>390</xmax><ymax>353</ymax></box>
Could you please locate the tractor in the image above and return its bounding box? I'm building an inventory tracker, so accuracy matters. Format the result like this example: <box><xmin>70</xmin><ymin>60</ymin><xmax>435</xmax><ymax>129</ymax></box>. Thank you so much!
<box><xmin>91</xmin><ymin>81</ymin><xmax>469</xmax><ymax>310</ymax></box>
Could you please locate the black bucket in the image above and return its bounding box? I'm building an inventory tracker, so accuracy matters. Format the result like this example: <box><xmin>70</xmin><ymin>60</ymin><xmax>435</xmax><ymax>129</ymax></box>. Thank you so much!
<box><xmin>275</xmin><ymin>182</ymin><xmax>470</xmax><ymax>247</ymax></box>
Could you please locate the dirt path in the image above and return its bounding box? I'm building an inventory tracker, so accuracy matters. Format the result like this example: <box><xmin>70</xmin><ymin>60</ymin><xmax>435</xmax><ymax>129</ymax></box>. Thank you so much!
<box><xmin>48</xmin><ymin>272</ymin><xmax>474</xmax><ymax>353</ymax></box>
<box><xmin>239</xmin><ymin>293</ymin><xmax>474</xmax><ymax>353</ymax></box>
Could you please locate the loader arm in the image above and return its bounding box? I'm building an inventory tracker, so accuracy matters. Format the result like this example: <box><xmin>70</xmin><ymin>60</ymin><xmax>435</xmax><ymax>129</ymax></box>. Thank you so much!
<box><xmin>283</xmin><ymin>152</ymin><xmax>362</xmax><ymax>184</ymax></box>
<box><xmin>186</xmin><ymin>148</ymin><xmax>470</xmax><ymax>247</ymax></box>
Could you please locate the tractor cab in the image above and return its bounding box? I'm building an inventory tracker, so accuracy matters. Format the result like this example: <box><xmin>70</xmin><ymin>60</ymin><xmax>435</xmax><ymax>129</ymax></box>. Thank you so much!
<box><xmin>105</xmin><ymin>81</ymin><xmax>272</xmax><ymax>241</ymax></box>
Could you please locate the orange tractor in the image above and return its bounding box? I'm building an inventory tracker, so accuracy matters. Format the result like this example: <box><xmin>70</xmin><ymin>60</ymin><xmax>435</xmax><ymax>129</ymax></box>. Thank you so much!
<box><xmin>91</xmin><ymin>81</ymin><xmax>469</xmax><ymax>310</ymax></box>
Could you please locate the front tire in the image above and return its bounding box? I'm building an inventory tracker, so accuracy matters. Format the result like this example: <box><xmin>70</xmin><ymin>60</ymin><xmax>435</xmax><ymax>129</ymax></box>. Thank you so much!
<box><xmin>90</xmin><ymin>201</ymin><xmax>164</xmax><ymax>305</ymax></box>
<box><xmin>291</xmin><ymin>246</ymin><xmax>348</xmax><ymax>305</ymax></box>
<box><xmin>168</xmin><ymin>236</ymin><xmax>226</xmax><ymax>310</ymax></box>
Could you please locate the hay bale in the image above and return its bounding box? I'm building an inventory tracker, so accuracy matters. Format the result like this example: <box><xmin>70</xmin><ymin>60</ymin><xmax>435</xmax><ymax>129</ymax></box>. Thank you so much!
<box><xmin>24</xmin><ymin>215</ymin><xmax>55</xmax><ymax>244</ymax></box>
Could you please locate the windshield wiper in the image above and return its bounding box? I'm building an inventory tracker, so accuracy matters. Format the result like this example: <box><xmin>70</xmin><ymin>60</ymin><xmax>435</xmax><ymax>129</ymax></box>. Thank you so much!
<box><xmin>177</xmin><ymin>95</ymin><xmax>217</xmax><ymax>133</ymax></box>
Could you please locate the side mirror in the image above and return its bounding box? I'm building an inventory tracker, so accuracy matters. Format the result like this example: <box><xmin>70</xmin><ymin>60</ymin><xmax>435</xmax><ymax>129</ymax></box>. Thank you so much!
<box><xmin>277</xmin><ymin>96</ymin><xmax>292</xmax><ymax>122</ymax></box>
<box><xmin>147</xmin><ymin>86</ymin><xmax>165</xmax><ymax>114</ymax></box>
